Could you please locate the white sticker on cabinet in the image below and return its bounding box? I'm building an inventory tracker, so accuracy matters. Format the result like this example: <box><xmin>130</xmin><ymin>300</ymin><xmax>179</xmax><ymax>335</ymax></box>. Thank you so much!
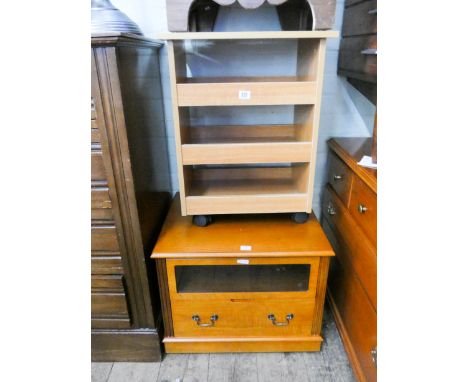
<box><xmin>237</xmin><ymin>259</ymin><xmax>250</xmax><ymax>264</ymax></box>
<box><xmin>238</xmin><ymin>90</ymin><xmax>251</xmax><ymax>100</ymax></box>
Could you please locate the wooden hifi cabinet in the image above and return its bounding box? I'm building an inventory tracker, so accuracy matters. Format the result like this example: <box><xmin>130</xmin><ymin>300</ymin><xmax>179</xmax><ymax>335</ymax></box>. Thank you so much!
<box><xmin>152</xmin><ymin>196</ymin><xmax>334</xmax><ymax>353</ymax></box>
<box><xmin>321</xmin><ymin>138</ymin><xmax>377</xmax><ymax>381</ymax></box>
<box><xmin>91</xmin><ymin>34</ymin><xmax>171</xmax><ymax>361</ymax></box>
<box><xmin>159</xmin><ymin>31</ymin><xmax>338</xmax><ymax>222</ymax></box>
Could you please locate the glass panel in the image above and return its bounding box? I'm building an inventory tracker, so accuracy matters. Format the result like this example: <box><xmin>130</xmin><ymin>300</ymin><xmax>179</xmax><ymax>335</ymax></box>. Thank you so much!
<box><xmin>175</xmin><ymin>264</ymin><xmax>310</xmax><ymax>293</ymax></box>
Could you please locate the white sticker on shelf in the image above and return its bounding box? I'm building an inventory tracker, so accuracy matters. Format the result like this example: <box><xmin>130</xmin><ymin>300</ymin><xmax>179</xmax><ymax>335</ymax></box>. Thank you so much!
<box><xmin>237</xmin><ymin>259</ymin><xmax>250</xmax><ymax>265</ymax></box>
<box><xmin>238</xmin><ymin>90</ymin><xmax>251</xmax><ymax>100</ymax></box>
<box><xmin>240</xmin><ymin>245</ymin><xmax>252</xmax><ymax>251</ymax></box>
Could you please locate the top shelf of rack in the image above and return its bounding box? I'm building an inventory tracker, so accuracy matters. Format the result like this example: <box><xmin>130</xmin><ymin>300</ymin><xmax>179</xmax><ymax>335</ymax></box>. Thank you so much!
<box><xmin>154</xmin><ymin>31</ymin><xmax>339</xmax><ymax>40</ymax></box>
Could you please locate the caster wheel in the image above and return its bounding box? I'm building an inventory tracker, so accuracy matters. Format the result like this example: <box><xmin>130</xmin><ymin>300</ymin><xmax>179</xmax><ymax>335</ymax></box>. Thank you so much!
<box><xmin>292</xmin><ymin>212</ymin><xmax>309</xmax><ymax>224</ymax></box>
<box><xmin>192</xmin><ymin>215</ymin><xmax>213</xmax><ymax>227</ymax></box>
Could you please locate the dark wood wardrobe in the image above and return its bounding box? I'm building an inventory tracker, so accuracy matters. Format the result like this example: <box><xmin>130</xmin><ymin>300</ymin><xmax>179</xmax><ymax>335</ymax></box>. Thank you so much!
<box><xmin>91</xmin><ymin>33</ymin><xmax>171</xmax><ymax>361</ymax></box>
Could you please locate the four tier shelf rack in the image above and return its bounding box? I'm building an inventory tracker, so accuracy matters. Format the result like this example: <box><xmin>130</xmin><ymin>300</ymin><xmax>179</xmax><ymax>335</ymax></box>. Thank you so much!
<box><xmin>161</xmin><ymin>31</ymin><xmax>339</xmax><ymax>225</ymax></box>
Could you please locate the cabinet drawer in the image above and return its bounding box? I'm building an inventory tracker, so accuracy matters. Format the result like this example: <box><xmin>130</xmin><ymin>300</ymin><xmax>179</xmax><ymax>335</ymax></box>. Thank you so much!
<box><xmin>349</xmin><ymin>176</ymin><xmax>377</xmax><ymax>247</ymax></box>
<box><xmin>327</xmin><ymin>152</ymin><xmax>353</xmax><ymax>206</ymax></box>
<box><xmin>328</xmin><ymin>248</ymin><xmax>377</xmax><ymax>382</ymax></box>
<box><xmin>91</xmin><ymin>150</ymin><xmax>107</xmax><ymax>181</ymax></box>
<box><xmin>91</xmin><ymin>187</ymin><xmax>112</xmax><ymax>210</ymax></box>
<box><xmin>322</xmin><ymin>185</ymin><xmax>376</xmax><ymax>308</ymax></box>
<box><xmin>91</xmin><ymin>317</ymin><xmax>131</xmax><ymax>329</ymax></box>
<box><xmin>91</xmin><ymin>292</ymin><xmax>129</xmax><ymax>317</ymax></box>
<box><xmin>91</xmin><ymin>275</ymin><xmax>125</xmax><ymax>292</ymax></box>
<box><xmin>91</xmin><ymin>225</ymin><xmax>120</xmax><ymax>252</ymax></box>
<box><xmin>91</xmin><ymin>128</ymin><xmax>100</xmax><ymax>144</ymax></box>
<box><xmin>171</xmin><ymin>298</ymin><xmax>315</xmax><ymax>337</ymax></box>
<box><xmin>91</xmin><ymin>127</ymin><xmax>101</xmax><ymax>144</ymax></box>
<box><xmin>92</xmin><ymin>208</ymin><xmax>114</xmax><ymax>221</ymax></box>
<box><xmin>91</xmin><ymin>257</ymin><xmax>123</xmax><ymax>275</ymax></box>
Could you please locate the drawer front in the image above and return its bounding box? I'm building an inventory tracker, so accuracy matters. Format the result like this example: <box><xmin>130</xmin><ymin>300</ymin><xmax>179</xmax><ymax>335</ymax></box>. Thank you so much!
<box><xmin>349</xmin><ymin>176</ymin><xmax>377</xmax><ymax>247</ymax></box>
<box><xmin>91</xmin><ymin>257</ymin><xmax>123</xmax><ymax>275</ymax></box>
<box><xmin>91</xmin><ymin>128</ymin><xmax>100</xmax><ymax>144</ymax></box>
<box><xmin>91</xmin><ymin>124</ymin><xmax>101</xmax><ymax>144</ymax></box>
<box><xmin>91</xmin><ymin>225</ymin><xmax>120</xmax><ymax>252</ymax></box>
<box><xmin>91</xmin><ymin>275</ymin><xmax>125</xmax><ymax>293</ymax></box>
<box><xmin>91</xmin><ymin>187</ymin><xmax>112</xmax><ymax>210</ymax></box>
<box><xmin>91</xmin><ymin>208</ymin><xmax>114</xmax><ymax>221</ymax></box>
<box><xmin>322</xmin><ymin>185</ymin><xmax>376</xmax><ymax>308</ymax></box>
<box><xmin>328</xmin><ymin>248</ymin><xmax>377</xmax><ymax>382</ymax></box>
<box><xmin>91</xmin><ymin>317</ymin><xmax>131</xmax><ymax>329</ymax></box>
<box><xmin>167</xmin><ymin>257</ymin><xmax>321</xmax><ymax>302</ymax></box>
<box><xmin>327</xmin><ymin>152</ymin><xmax>353</xmax><ymax>206</ymax></box>
<box><xmin>171</xmin><ymin>298</ymin><xmax>315</xmax><ymax>337</ymax></box>
<box><xmin>91</xmin><ymin>293</ymin><xmax>129</xmax><ymax>318</ymax></box>
<box><xmin>91</xmin><ymin>150</ymin><xmax>107</xmax><ymax>181</ymax></box>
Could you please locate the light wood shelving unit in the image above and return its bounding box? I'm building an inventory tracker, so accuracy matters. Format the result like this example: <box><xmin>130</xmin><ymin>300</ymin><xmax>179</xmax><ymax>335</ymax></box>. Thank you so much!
<box><xmin>162</xmin><ymin>31</ymin><xmax>339</xmax><ymax>222</ymax></box>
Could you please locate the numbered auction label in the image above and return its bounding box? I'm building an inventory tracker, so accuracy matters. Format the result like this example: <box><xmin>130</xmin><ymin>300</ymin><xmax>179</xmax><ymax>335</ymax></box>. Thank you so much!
<box><xmin>238</xmin><ymin>90</ymin><xmax>251</xmax><ymax>100</ymax></box>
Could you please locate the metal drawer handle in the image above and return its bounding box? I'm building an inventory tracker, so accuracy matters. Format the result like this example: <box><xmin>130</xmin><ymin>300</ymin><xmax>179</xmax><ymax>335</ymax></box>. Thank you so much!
<box><xmin>327</xmin><ymin>202</ymin><xmax>336</xmax><ymax>216</ymax></box>
<box><xmin>358</xmin><ymin>204</ymin><xmax>368</xmax><ymax>214</ymax></box>
<box><xmin>371</xmin><ymin>347</ymin><xmax>377</xmax><ymax>367</ymax></box>
<box><xmin>333</xmin><ymin>174</ymin><xmax>342</xmax><ymax>181</ymax></box>
<box><xmin>192</xmin><ymin>314</ymin><xmax>218</xmax><ymax>327</ymax></box>
<box><xmin>368</xmin><ymin>8</ymin><xmax>377</xmax><ymax>14</ymax></box>
<box><xmin>268</xmin><ymin>313</ymin><xmax>294</xmax><ymax>326</ymax></box>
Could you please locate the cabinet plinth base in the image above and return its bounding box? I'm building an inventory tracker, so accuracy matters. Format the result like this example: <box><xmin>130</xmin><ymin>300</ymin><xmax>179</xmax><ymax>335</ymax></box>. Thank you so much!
<box><xmin>163</xmin><ymin>336</ymin><xmax>323</xmax><ymax>353</ymax></box>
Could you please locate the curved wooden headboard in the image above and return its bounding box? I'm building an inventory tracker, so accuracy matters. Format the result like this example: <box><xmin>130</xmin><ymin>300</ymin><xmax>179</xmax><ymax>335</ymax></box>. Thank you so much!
<box><xmin>166</xmin><ymin>0</ymin><xmax>336</xmax><ymax>31</ymax></box>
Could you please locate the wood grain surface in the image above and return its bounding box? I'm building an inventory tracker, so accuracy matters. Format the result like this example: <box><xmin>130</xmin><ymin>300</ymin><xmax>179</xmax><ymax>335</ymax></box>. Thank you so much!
<box><xmin>152</xmin><ymin>196</ymin><xmax>334</xmax><ymax>257</ymax></box>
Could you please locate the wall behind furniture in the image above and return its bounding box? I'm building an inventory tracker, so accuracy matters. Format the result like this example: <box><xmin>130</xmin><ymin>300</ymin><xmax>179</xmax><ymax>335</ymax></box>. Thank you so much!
<box><xmin>111</xmin><ymin>0</ymin><xmax>376</xmax><ymax>217</ymax></box>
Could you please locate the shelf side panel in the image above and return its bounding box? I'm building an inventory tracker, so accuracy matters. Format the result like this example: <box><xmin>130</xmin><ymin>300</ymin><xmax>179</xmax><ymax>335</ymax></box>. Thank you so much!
<box><xmin>306</xmin><ymin>39</ymin><xmax>328</xmax><ymax>211</ymax></box>
<box><xmin>167</xmin><ymin>41</ymin><xmax>189</xmax><ymax>215</ymax></box>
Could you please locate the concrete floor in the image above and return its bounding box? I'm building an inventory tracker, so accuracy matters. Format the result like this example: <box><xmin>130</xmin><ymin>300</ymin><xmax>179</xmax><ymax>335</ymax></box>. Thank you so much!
<box><xmin>92</xmin><ymin>305</ymin><xmax>356</xmax><ymax>382</ymax></box>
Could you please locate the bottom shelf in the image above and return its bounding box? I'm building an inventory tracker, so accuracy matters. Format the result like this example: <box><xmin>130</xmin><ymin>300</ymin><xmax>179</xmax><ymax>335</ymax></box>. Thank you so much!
<box><xmin>184</xmin><ymin>165</ymin><xmax>310</xmax><ymax>215</ymax></box>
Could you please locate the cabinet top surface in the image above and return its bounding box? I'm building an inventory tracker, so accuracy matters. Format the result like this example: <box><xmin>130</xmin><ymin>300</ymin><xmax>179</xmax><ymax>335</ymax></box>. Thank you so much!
<box><xmin>328</xmin><ymin>137</ymin><xmax>377</xmax><ymax>193</ymax></box>
<box><xmin>155</xmin><ymin>31</ymin><xmax>339</xmax><ymax>40</ymax></box>
<box><xmin>152</xmin><ymin>196</ymin><xmax>334</xmax><ymax>258</ymax></box>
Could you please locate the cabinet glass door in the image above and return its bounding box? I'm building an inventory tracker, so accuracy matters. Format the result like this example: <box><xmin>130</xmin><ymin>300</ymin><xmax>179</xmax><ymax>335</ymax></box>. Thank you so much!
<box><xmin>167</xmin><ymin>257</ymin><xmax>320</xmax><ymax>300</ymax></box>
<box><xmin>175</xmin><ymin>264</ymin><xmax>310</xmax><ymax>293</ymax></box>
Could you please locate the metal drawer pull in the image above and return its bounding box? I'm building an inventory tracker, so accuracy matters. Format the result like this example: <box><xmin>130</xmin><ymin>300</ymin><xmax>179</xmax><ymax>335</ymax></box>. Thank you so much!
<box><xmin>361</xmin><ymin>48</ymin><xmax>377</xmax><ymax>56</ymax></box>
<box><xmin>333</xmin><ymin>174</ymin><xmax>342</xmax><ymax>181</ymax></box>
<box><xmin>368</xmin><ymin>8</ymin><xmax>377</xmax><ymax>14</ymax></box>
<box><xmin>192</xmin><ymin>314</ymin><xmax>218</xmax><ymax>327</ymax></box>
<box><xmin>358</xmin><ymin>204</ymin><xmax>368</xmax><ymax>214</ymax></box>
<box><xmin>327</xmin><ymin>202</ymin><xmax>336</xmax><ymax>216</ymax></box>
<box><xmin>268</xmin><ymin>313</ymin><xmax>294</xmax><ymax>326</ymax></box>
<box><xmin>371</xmin><ymin>347</ymin><xmax>377</xmax><ymax>367</ymax></box>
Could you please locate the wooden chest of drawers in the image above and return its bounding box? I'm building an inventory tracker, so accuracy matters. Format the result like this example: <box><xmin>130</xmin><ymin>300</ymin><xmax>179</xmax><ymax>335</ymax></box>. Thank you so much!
<box><xmin>152</xmin><ymin>196</ymin><xmax>334</xmax><ymax>353</ymax></box>
<box><xmin>321</xmin><ymin>138</ymin><xmax>377</xmax><ymax>382</ymax></box>
<box><xmin>91</xmin><ymin>34</ymin><xmax>171</xmax><ymax>361</ymax></box>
